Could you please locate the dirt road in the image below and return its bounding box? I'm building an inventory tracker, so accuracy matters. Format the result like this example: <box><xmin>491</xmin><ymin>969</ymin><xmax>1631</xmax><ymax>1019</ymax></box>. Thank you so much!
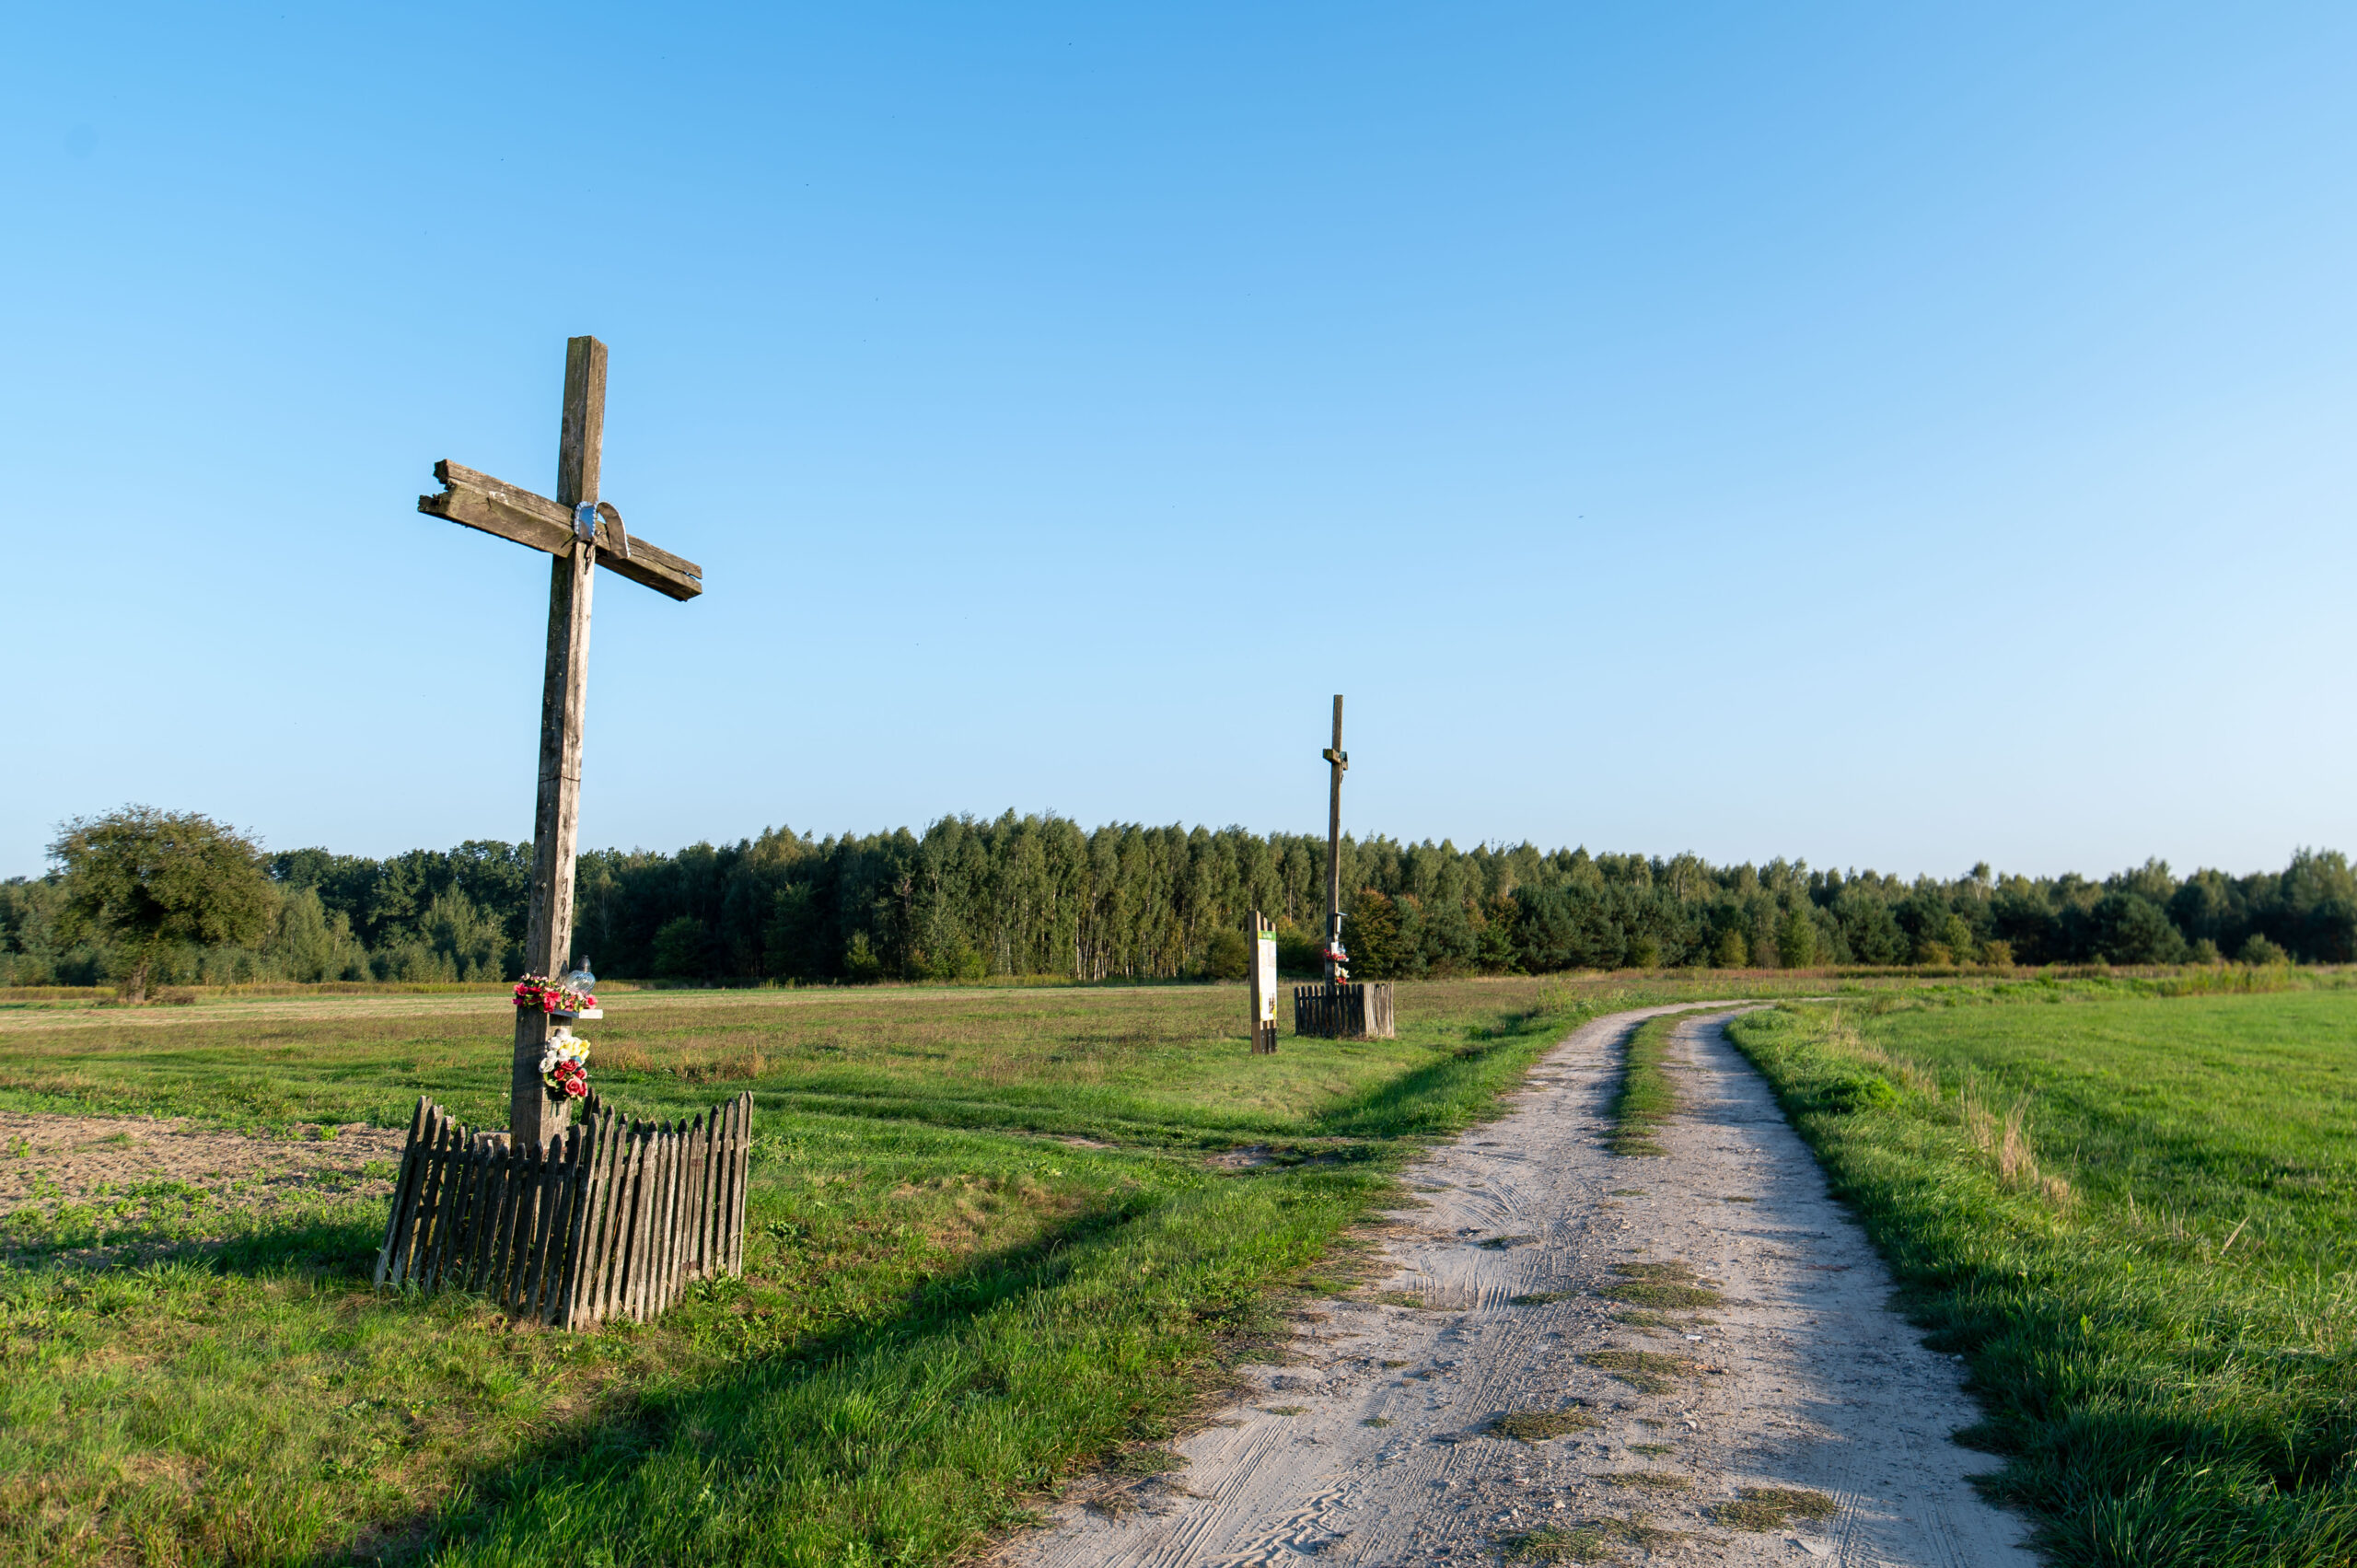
<box><xmin>1005</xmin><ymin>1005</ymin><xmax>2038</xmax><ymax>1566</ymax></box>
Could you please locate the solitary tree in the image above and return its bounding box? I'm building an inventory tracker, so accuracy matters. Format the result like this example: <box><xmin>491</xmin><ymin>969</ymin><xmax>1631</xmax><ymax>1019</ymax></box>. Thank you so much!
<box><xmin>50</xmin><ymin>807</ymin><xmax>275</xmax><ymax>1001</ymax></box>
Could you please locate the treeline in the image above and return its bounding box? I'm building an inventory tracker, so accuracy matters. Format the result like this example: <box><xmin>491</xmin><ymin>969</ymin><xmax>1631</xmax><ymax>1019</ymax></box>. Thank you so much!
<box><xmin>3</xmin><ymin>812</ymin><xmax>2351</xmax><ymax>987</ymax></box>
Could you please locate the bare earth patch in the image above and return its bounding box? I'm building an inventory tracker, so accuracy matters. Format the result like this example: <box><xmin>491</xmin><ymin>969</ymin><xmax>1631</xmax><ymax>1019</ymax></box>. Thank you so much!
<box><xmin>999</xmin><ymin>1005</ymin><xmax>2039</xmax><ymax>1566</ymax></box>
<box><xmin>0</xmin><ymin>1109</ymin><xmax>405</xmax><ymax>1247</ymax></box>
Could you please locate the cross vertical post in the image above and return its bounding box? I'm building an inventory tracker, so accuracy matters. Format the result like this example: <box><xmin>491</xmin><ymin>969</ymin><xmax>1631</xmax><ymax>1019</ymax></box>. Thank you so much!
<box><xmin>1321</xmin><ymin>694</ymin><xmax>1349</xmax><ymax>983</ymax></box>
<box><xmin>511</xmin><ymin>337</ymin><xmax>605</xmax><ymax>1148</ymax></box>
<box><xmin>416</xmin><ymin>335</ymin><xmax>702</xmax><ymax>1147</ymax></box>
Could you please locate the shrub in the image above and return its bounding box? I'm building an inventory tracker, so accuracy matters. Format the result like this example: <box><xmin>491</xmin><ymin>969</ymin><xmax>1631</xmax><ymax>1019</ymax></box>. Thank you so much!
<box><xmin>2237</xmin><ymin>933</ymin><xmax>2290</xmax><ymax>967</ymax></box>
<box><xmin>1817</xmin><ymin>1071</ymin><xmax>1898</xmax><ymax>1115</ymax></box>
<box><xmin>1711</xmin><ymin>927</ymin><xmax>1747</xmax><ymax>967</ymax></box>
<box><xmin>1199</xmin><ymin>926</ymin><xmax>1251</xmax><ymax>981</ymax></box>
<box><xmin>924</xmin><ymin>936</ymin><xmax>988</xmax><ymax>983</ymax></box>
<box><xmin>842</xmin><ymin>930</ymin><xmax>884</xmax><ymax>982</ymax></box>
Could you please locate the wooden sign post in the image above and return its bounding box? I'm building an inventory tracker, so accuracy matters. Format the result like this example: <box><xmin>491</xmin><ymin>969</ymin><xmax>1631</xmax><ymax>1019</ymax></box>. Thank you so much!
<box><xmin>416</xmin><ymin>336</ymin><xmax>703</xmax><ymax>1147</ymax></box>
<box><xmin>1248</xmin><ymin>911</ymin><xmax>1279</xmax><ymax>1054</ymax></box>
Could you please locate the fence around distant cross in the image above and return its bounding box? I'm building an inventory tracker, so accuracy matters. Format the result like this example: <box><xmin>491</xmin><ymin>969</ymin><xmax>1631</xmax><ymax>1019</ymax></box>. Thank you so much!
<box><xmin>1294</xmin><ymin>981</ymin><xmax>1397</xmax><ymax>1040</ymax></box>
<box><xmin>373</xmin><ymin>1088</ymin><xmax>751</xmax><ymax>1328</ymax></box>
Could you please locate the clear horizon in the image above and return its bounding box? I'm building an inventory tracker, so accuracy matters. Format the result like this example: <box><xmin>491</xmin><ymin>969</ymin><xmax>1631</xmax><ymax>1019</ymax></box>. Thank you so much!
<box><xmin>7</xmin><ymin>4</ymin><xmax>2352</xmax><ymax>884</ymax></box>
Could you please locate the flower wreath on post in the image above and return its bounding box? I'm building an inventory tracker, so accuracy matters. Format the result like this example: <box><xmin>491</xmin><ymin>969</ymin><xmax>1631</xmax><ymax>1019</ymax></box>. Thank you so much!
<box><xmin>513</xmin><ymin>973</ymin><xmax>597</xmax><ymax>1016</ymax></box>
<box><xmin>515</xmin><ymin>974</ymin><xmax>597</xmax><ymax>1101</ymax></box>
<box><xmin>540</xmin><ymin>1031</ymin><xmax>591</xmax><ymax>1101</ymax></box>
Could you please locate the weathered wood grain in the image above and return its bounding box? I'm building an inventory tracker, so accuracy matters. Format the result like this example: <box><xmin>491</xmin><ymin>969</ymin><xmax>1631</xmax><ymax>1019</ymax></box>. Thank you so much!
<box><xmin>424</xmin><ymin>1117</ymin><xmax>463</xmax><ymax>1286</ymax></box>
<box><xmin>417</xmin><ymin>460</ymin><xmax>705</xmax><ymax>601</ymax></box>
<box><xmin>374</xmin><ymin>1098</ymin><xmax>431</xmax><ymax>1286</ymax></box>
<box><xmin>557</xmin><ymin>1113</ymin><xmax>600</xmax><ymax>1326</ymax></box>
<box><xmin>563</xmin><ymin>1112</ymin><xmax>605</xmax><ymax>1327</ymax></box>
<box><xmin>729</xmin><ymin>1093</ymin><xmax>750</xmax><ymax>1277</ymax></box>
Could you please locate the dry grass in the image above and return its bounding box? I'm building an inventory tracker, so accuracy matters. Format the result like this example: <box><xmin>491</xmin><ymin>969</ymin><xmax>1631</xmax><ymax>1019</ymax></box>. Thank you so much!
<box><xmin>1597</xmin><ymin>1260</ymin><xmax>1722</xmax><ymax>1311</ymax></box>
<box><xmin>1713</xmin><ymin>1486</ymin><xmax>1838</xmax><ymax>1530</ymax></box>
<box><xmin>1579</xmin><ymin>1349</ymin><xmax>1701</xmax><ymax>1393</ymax></box>
<box><xmin>1492</xmin><ymin>1408</ymin><xmax>1600</xmax><ymax>1441</ymax></box>
<box><xmin>1501</xmin><ymin>1516</ymin><xmax>1682</xmax><ymax>1562</ymax></box>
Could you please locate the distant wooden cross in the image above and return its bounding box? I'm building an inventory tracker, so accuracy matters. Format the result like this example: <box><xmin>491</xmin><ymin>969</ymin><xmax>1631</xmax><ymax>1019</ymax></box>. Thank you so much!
<box><xmin>416</xmin><ymin>336</ymin><xmax>704</xmax><ymax>1148</ymax></box>
<box><xmin>1320</xmin><ymin>694</ymin><xmax>1349</xmax><ymax>981</ymax></box>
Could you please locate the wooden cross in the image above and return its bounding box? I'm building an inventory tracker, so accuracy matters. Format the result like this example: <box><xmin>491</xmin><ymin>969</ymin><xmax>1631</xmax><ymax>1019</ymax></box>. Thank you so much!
<box><xmin>416</xmin><ymin>335</ymin><xmax>704</xmax><ymax>1147</ymax></box>
<box><xmin>1320</xmin><ymin>694</ymin><xmax>1349</xmax><ymax>982</ymax></box>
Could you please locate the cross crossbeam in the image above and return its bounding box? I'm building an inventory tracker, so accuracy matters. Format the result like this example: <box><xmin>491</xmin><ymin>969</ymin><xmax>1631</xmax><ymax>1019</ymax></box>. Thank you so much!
<box><xmin>420</xmin><ymin>459</ymin><xmax>703</xmax><ymax>601</ymax></box>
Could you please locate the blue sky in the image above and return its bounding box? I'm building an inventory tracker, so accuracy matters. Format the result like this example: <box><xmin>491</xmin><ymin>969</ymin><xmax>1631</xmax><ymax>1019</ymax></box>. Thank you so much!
<box><xmin>6</xmin><ymin>3</ymin><xmax>2351</xmax><ymax>882</ymax></box>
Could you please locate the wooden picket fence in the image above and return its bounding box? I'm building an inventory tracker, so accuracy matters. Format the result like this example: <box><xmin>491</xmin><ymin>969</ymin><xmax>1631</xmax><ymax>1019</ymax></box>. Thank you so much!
<box><xmin>1294</xmin><ymin>980</ymin><xmax>1398</xmax><ymax>1040</ymax></box>
<box><xmin>373</xmin><ymin>1089</ymin><xmax>752</xmax><ymax>1328</ymax></box>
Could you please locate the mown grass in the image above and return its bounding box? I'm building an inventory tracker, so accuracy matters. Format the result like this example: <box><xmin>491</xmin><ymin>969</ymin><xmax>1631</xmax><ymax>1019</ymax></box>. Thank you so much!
<box><xmin>0</xmin><ymin>973</ymin><xmax>1852</xmax><ymax>1567</ymax></box>
<box><xmin>1725</xmin><ymin>988</ymin><xmax>2357</xmax><ymax>1567</ymax></box>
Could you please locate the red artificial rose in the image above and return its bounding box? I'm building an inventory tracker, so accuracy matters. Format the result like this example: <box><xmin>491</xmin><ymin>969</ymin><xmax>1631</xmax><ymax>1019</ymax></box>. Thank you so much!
<box><xmin>565</xmin><ymin>1078</ymin><xmax>586</xmax><ymax>1098</ymax></box>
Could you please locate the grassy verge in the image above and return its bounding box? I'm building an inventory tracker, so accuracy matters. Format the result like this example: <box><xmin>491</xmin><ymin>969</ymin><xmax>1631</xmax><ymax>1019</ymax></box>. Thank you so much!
<box><xmin>1724</xmin><ymin>991</ymin><xmax>2357</xmax><ymax>1568</ymax></box>
<box><xmin>0</xmin><ymin>974</ymin><xmax>1849</xmax><ymax>1566</ymax></box>
<box><xmin>1604</xmin><ymin>1015</ymin><xmax>1684</xmax><ymax>1156</ymax></box>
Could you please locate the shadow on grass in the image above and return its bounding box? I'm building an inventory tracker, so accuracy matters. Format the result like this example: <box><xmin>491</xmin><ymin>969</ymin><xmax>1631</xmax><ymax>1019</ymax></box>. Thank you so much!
<box><xmin>380</xmin><ymin>1192</ymin><xmax>1187</xmax><ymax>1567</ymax></box>
<box><xmin>1</xmin><ymin>1209</ymin><xmax>386</xmax><ymax>1280</ymax></box>
<box><xmin>1311</xmin><ymin>1015</ymin><xmax>1581</xmax><ymax>1141</ymax></box>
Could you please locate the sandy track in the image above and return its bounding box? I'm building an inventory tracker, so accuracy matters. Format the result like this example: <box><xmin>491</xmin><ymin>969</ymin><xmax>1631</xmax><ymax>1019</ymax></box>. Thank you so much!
<box><xmin>1004</xmin><ymin>1005</ymin><xmax>2038</xmax><ymax>1567</ymax></box>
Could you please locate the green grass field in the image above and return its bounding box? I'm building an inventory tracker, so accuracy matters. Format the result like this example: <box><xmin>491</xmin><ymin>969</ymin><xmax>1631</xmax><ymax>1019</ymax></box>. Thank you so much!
<box><xmin>1726</xmin><ymin>981</ymin><xmax>2357</xmax><ymax>1568</ymax></box>
<box><xmin>0</xmin><ymin>973</ymin><xmax>1847</xmax><ymax>1567</ymax></box>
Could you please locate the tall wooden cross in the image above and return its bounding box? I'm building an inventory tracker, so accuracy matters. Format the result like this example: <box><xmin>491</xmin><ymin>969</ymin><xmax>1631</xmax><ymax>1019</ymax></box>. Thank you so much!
<box><xmin>416</xmin><ymin>335</ymin><xmax>704</xmax><ymax>1147</ymax></box>
<box><xmin>1320</xmin><ymin>694</ymin><xmax>1349</xmax><ymax>982</ymax></box>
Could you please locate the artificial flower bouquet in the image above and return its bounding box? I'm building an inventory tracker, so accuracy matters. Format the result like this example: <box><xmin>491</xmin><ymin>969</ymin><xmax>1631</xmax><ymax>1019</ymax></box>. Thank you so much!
<box><xmin>540</xmin><ymin>1032</ymin><xmax>591</xmax><ymax>1100</ymax></box>
<box><xmin>513</xmin><ymin>973</ymin><xmax>597</xmax><ymax>1016</ymax></box>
